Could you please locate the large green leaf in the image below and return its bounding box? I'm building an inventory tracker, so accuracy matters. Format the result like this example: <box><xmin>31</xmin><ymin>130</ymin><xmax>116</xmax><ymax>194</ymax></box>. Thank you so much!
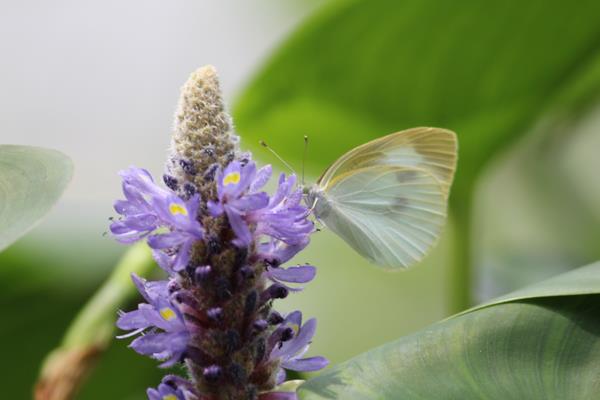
<box><xmin>0</xmin><ymin>145</ymin><xmax>73</xmax><ymax>251</ymax></box>
<box><xmin>235</xmin><ymin>0</ymin><xmax>600</xmax><ymax>192</ymax></box>
<box><xmin>298</xmin><ymin>262</ymin><xmax>600</xmax><ymax>399</ymax></box>
<box><xmin>234</xmin><ymin>0</ymin><xmax>600</xmax><ymax>309</ymax></box>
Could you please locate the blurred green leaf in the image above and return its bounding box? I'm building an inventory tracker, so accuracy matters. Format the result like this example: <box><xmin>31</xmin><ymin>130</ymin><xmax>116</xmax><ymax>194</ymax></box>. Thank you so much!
<box><xmin>298</xmin><ymin>262</ymin><xmax>600</xmax><ymax>399</ymax></box>
<box><xmin>35</xmin><ymin>243</ymin><xmax>156</xmax><ymax>400</ymax></box>
<box><xmin>234</xmin><ymin>0</ymin><xmax>600</xmax><ymax>309</ymax></box>
<box><xmin>0</xmin><ymin>145</ymin><xmax>72</xmax><ymax>252</ymax></box>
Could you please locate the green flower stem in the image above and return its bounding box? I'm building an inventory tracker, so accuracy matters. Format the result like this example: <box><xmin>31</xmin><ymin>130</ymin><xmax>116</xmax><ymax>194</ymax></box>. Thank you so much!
<box><xmin>35</xmin><ymin>243</ymin><xmax>154</xmax><ymax>400</ymax></box>
<box><xmin>448</xmin><ymin>194</ymin><xmax>473</xmax><ymax>314</ymax></box>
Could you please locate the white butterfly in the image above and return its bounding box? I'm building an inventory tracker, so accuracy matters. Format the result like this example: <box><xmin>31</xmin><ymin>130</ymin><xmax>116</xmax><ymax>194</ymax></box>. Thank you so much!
<box><xmin>305</xmin><ymin>127</ymin><xmax>457</xmax><ymax>270</ymax></box>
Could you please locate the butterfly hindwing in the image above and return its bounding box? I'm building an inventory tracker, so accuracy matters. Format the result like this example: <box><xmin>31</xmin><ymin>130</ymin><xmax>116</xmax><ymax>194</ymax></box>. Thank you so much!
<box><xmin>314</xmin><ymin>166</ymin><xmax>447</xmax><ymax>269</ymax></box>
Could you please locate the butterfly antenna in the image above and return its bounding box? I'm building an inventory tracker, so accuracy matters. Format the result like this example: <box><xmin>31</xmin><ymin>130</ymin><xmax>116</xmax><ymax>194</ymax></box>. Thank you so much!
<box><xmin>302</xmin><ymin>135</ymin><xmax>308</xmax><ymax>186</ymax></box>
<box><xmin>259</xmin><ymin>140</ymin><xmax>297</xmax><ymax>175</ymax></box>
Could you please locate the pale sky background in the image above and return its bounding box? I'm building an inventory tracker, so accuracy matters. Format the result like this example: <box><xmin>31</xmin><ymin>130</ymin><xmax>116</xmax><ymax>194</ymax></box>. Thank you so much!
<box><xmin>0</xmin><ymin>0</ymin><xmax>324</xmax><ymax>261</ymax></box>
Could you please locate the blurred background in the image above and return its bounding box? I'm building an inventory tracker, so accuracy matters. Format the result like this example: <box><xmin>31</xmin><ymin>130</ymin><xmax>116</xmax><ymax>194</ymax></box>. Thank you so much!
<box><xmin>2</xmin><ymin>0</ymin><xmax>600</xmax><ymax>398</ymax></box>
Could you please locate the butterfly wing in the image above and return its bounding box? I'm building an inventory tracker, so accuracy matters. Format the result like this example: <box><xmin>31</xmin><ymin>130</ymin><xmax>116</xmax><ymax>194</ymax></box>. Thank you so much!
<box><xmin>319</xmin><ymin>127</ymin><xmax>457</xmax><ymax>197</ymax></box>
<box><xmin>314</xmin><ymin>166</ymin><xmax>447</xmax><ymax>269</ymax></box>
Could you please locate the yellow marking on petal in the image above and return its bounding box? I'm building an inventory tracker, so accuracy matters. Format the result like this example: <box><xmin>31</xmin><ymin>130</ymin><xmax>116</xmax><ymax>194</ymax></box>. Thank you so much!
<box><xmin>291</xmin><ymin>323</ymin><xmax>300</xmax><ymax>335</ymax></box>
<box><xmin>223</xmin><ymin>171</ymin><xmax>241</xmax><ymax>186</ymax></box>
<box><xmin>160</xmin><ymin>307</ymin><xmax>176</xmax><ymax>321</ymax></box>
<box><xmin>169</xmin><ymin>203</ymin><xmax>188</xmax><ymax>216</ymax></box>
<box><xmin>162</xmin><ymin>395</ymin><xmax>177</xmax><ymax>400</ymax></box>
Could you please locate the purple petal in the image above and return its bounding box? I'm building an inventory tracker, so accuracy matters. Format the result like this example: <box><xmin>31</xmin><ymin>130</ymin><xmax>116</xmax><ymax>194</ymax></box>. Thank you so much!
<box><xmin>138</xmin><ymin>303</ymin><xmax>171</xmax><ymax>330</ymax></box>
<box><xmin>152</xmin><ymin>250</ymin><xmax>174</xmax><ymax>274</ymax></box>
<box><xmin>130</xmin><ymin>331</ymin><xmax>188</xmax><ymax>358</ymax></box>
<box><xmin>275</xmin><ymin>318</ymin><xmax>316</xmax><ymax>360</ymax></box>
<box><xmin>225</xmin><ymin>206</ymin><xmax>252</xmax><ymax>246</ymax></box>
<box><xmin>250</xmin><ymin>165</ymin><xmax>272</xmax><ymax>192</ymax></box>
<box><xmin>147</xmin><ymin>231</ymin><xmax>188</xmax><ymax>249</ymax></box>
<box><xmin>207</xmin><ymin>200</ymin><xmax>224</xmax><ymax>216</ymax></box>
<box><xmin>259</xmin><ymin>238</ymin><xmax>310</xmax><ymax>266</ymax></box>
<box><xmin>146</xmin><ymin>388</ymin><xmax>162</xmax><ymax>400</ymax></box>
<box><xmin>172</xmin><ymin>239</ymin><xmax>193</xmax><ymax>272</ymax></box>
<box><xmin>276</xmin><ymin>368</ymin><xmax>286</xmax><ymax>385</ymax></box>
<box><xmin>153</xmin><ymin>194</ymin><xmax>203</xmax><ymax>237</ymax></box>
<box><xmin>268</xmin><ymin>265</ymin><xmax>316</xmax><ymax>283</ymax></box>
<box><xmin>131</xmin><ymin>273</ymin><xmax>151</xmax><ymax>302</ymax></box>
<box><xmin>283</xmin><ymin>311</ymin><xmax>303</xmax><ymax>327</ymax></box>
<box><xmin>232</xmin><ymin>192</ymin><xmax>269</xmax><ymax>211</ymax></box>
<box><xmin>282</xmin><ymin>356</ymin><xmax>329</xmax><ymax>372</ymax></box>
<box><xmin>234</xmin><ymin>162</ymin><xmax>256</xmax><ymax>197</ymax></box>
<box><xmin>116</xmin><ymin>309</ymin><xmax>150</xmax><ymax>331</ymax></box>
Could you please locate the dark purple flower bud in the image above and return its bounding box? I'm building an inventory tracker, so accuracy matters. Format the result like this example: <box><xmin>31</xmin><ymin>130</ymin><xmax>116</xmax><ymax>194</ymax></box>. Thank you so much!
<box><xmin>186</xmin><ymin>346</ymin><xmax>214</xmax><ymax>366</ymax></box>
<box><xmin>167</xmin><ymin>279</ymin><xmax>181</xmax><ymax>294</ymax></box>
<box><xmin>202</xmin><ymin>145</ymin><xmax>216</xmax><ymax>158</ymax></box>
<box><xmin>207</xmin><ymin>234</ymin><xmax>221</xmax><ymax>255</ymax></box>
<box><xmin>261</xmin><ymin>284</ymin><xmax>288</xmax><ymax>304</ymax></box>
<box><xmin>203</xmin><ymin>365</ymin><xmax>221</xmax><ymax>383</ymax></box>
<box><xmin>163</xmin><ymin>174</ymin><xmax>178</xmax><ymax>191</ymax></box>
<box><xmin>203</xmin><ymin>163</ymin><xmax>219</xmax><ymax>181</ymax></box>
<box><xmin>268</xmin><ymin>311</ymin><xmax>284</xmax><ymax>325</ymax></box>
<box><xmin>215</xmin><ymin>277</ymin><xmax>232</xmax><ymax>301</ymax></box>
<box><xmin>179</xmin><ymin>159</ymin><xmax>197</xmax><ymax>175</ymax></box>
<box><xmin>223</xmin><ymin>329</ymin><xmax>241</xmax><ymax>354</ymax></box>
<box><xmin>195</xmin><ymin>265</ymin><xmax>211</xmax><ymax>282</ymax></box>
<box><xmin>207</xmin><ymin>307</ymin><xmax>223</xmax><ymax>322</ymax></box>
<box><xmin>280</xmin><ymin>327</ymin><xmax>294</xmax><ymax>342</ymax></box>
<box><xmin>235</xmin><ymin>247</ymin><xmax>248</xmax><ymax>268</ymax></box>
<box><xmin>253</xmin><ymin>319</ymin><xmax>268</xmax><ymax>332</ymax></box>
<box><xmin>240</xmin><ymin>265</ymin><xmax>254</xmax><ymax>279</ymax></box>
<box><xmin>267</xmin><ymin>326</ymin><xmax>294</xmax><ymax>354</ymax></box>
<box><xmin>226</xmin><ymin>362</ymin><xmax>247</xmax><ymax>386</ymax></box>
<box><xmin>183</xmin><ymin>182</ymin><xmax>197</xmax><ymax>199</ymax></box>
<box><xmin>254</xmin><ymin>338</ymin><xmax>266</xmax><ymax>363</ymax></box>
<box><xmin>244</xmin><ymin>291</ymin><xmax>258</xmax><ymax>316</ymax></box>
<box><xmin>246</xmin><ymin>386</ymin><xmax>258</xmax><ymax>400</ymax></box>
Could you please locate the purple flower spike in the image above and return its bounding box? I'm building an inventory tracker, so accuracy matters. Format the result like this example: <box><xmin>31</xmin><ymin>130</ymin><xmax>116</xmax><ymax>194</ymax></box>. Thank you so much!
<box><xmin>112</xmin><ymin>67</ymin><xmax>326</xmax><ymax>399</ymax></box>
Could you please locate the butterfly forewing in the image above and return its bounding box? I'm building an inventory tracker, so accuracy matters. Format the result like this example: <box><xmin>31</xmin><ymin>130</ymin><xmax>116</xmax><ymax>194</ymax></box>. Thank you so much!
<box><xmin>318</xmin><ymin>127</ymin><xmax>457</xmax><ymax>197</ymax></box>
<box><xmin>315</xmin><ymin>166</ymin><xmax>447</xmax><ymax>269</ymax></box>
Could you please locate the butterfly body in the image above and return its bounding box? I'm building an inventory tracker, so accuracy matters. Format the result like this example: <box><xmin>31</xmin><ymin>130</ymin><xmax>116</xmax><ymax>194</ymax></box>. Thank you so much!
<box><xmin>304</xmin><ymin>127</ymin><xmax>457</xmax><ymax>270</ymax></box>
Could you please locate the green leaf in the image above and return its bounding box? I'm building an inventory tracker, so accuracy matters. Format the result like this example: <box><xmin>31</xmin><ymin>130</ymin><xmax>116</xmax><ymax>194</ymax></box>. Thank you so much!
<box><xmin>235</xmin><ymin>0</ymin><xmax>600</xmax><ymax>189</ymax></box>
<box><xmin>0</xmin><ymin>145</ymin><xmax>73</xmax><ymax>252</ymax></box>
<box><xmin>233</xmin><ymin>0</ymin><xmax>600</xmax><ymax>310</ymax></box>
<box><xmin>298</xmin><ymin>262</ymin><xmax>600</xmax><ymax>399</ymax></box>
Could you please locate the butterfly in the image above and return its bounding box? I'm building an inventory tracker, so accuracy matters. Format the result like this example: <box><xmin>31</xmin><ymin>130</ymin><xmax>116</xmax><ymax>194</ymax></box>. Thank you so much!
<box><xmin>304</xmin><ymin>127</ymin><xmax>457</xmax><ymax>270</ymax></box>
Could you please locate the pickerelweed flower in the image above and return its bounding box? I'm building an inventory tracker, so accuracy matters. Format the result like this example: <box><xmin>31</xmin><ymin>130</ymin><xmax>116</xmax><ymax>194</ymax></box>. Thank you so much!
<box><xmin>111</xmin><ymin>66</ymin><xmax>327</xmax><ymax>400</ymax></box>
